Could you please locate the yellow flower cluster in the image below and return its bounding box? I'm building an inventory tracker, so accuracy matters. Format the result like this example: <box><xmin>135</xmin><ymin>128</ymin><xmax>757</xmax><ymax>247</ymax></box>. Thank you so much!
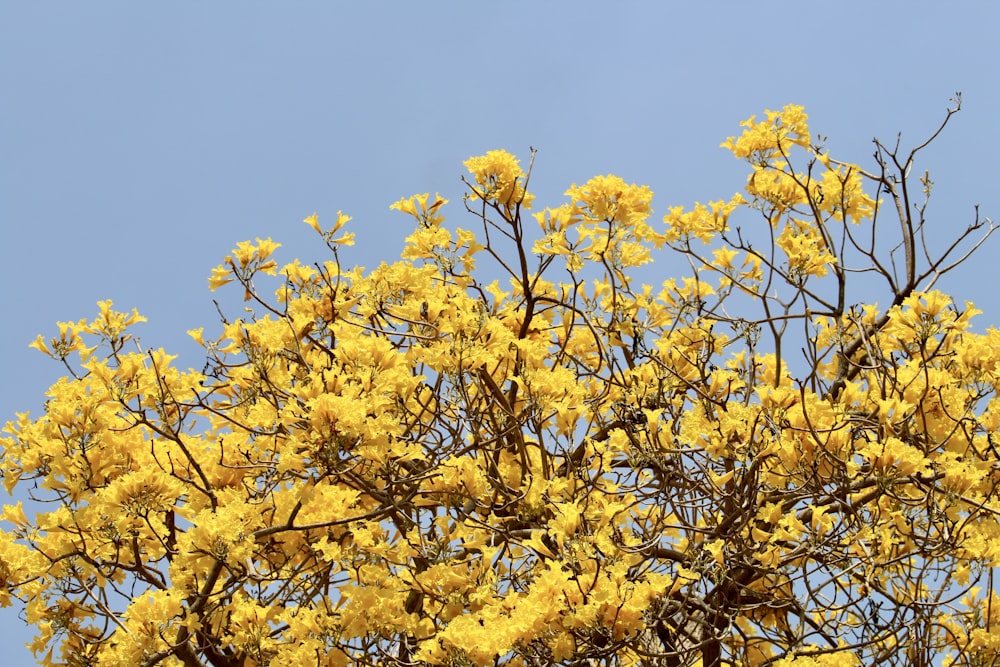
<box><xmin>662</xmin><ymin>194</ymin><xmax>745</xmax><ymax>244</ymax></box>
<box><xmin>464</xmin><ymin>149</ymin><xmax>534</xmax><ymax>210</ymax></box>
<box><xmin>721</xmin><ymin>104</ymin><xmax>812</xmax><ymax>162</ymax></box>
<box><xmin>775</xmin><ymin>217</ymin><xmax>838</xmax><ymax>278</ymax></box>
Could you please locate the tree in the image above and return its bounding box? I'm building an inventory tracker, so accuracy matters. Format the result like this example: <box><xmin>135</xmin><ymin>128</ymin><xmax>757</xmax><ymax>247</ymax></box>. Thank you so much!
<box><xmin>3</xmin><ymin>96</ymin><xmax>999</xmax><ymax>667</ymax></box>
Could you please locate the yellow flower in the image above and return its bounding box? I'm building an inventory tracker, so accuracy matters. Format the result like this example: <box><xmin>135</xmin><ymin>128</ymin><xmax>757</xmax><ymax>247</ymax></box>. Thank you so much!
<box><xmin>303</xmin><ymin>212</ymin><xmax>322</xmax><ymax>234</ymax></box>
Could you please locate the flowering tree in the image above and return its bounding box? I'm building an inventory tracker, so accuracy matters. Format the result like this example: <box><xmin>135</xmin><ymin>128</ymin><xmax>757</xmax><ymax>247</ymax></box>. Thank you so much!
<box><xmin>4</xmin><ymin>98</ymin><xmax>1000</xmax><ymax>667</ymax></box>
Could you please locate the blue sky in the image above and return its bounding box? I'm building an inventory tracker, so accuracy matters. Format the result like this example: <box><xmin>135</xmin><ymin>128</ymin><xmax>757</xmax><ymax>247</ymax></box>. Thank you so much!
<box><xmin>1</xmin><ymin>2</ymin><xmax>998</xmax><ymax>663</ymax></box>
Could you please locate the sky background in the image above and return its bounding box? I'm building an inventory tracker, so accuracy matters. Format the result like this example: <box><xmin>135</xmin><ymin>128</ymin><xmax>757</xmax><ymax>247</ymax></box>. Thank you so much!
<box><xmin>1</xmin><ymin>2</ymin><xmax>998</xmax><ymax>663</ymax></box>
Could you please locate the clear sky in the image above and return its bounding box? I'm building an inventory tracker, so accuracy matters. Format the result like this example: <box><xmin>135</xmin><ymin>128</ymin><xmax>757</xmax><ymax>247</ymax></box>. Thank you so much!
<box><xmin>1</xmin><ymin>2</ymin><xmax>998</xmax><ymax>663</ymax></box>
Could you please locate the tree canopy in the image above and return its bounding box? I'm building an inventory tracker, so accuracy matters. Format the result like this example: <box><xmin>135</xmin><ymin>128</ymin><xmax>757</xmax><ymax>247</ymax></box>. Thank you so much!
<box><xmin>4</xmin><ymin>98</ymin><xmax>1000</xmax><ymax>667</ymax></box>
